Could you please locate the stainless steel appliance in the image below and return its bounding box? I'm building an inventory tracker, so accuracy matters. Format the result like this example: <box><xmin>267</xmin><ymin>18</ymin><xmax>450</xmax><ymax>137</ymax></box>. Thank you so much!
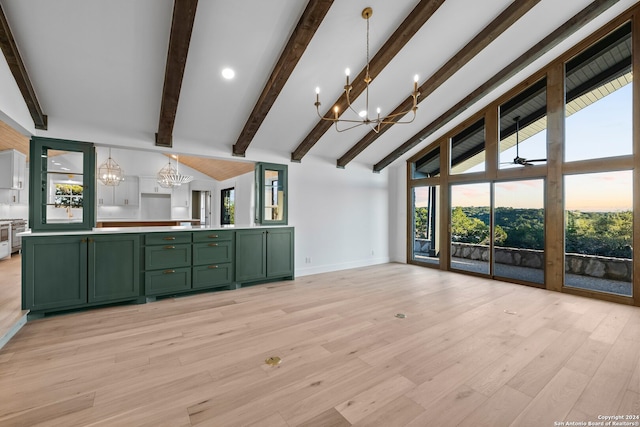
<box><xmin>0</xmin><ymin>219</ymin><xmax>26</xmax><ymax>254</ymax></box>
<box><xmin>0</xmin><ymin>221</ymin><xmax>9</xmax><ymax>259</ymax></box>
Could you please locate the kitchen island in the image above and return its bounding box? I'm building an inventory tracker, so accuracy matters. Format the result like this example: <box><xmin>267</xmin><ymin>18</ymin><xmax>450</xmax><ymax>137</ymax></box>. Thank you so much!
<box><xmin>21</xmin><ymin>225</ymin><xmax>294</xmax><ymax>316</ymax></box>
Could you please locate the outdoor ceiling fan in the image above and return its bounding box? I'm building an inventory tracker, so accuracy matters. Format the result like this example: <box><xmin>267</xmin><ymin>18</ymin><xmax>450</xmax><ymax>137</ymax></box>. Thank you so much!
<box><xmin>503</xmin><ymin>116</ymin><xmax>547</xmax><ymax>166</ymax></box>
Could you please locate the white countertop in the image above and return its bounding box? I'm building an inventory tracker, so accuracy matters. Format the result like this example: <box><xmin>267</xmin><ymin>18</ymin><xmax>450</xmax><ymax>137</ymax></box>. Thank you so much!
<box><xmin>20</xmin><ymin>224</ymin><xmax>292</xmax><ymax>237</ymax></box>
<box><xmin>96</xmin><ymin>219</ymin><xmax>197</xmax><ymax>222</ymax></box>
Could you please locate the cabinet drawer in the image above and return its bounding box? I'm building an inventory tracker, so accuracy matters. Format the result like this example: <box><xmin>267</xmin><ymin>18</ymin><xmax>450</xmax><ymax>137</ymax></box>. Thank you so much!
<box><xmin>145</xmin><ymin>244</ymin><xmax>191</xmax><ymax>270</ymax></box>
<box><xmin>192</xmin><ymin>230</ymin><xmax>233</xmax><ymax>243</ymax></box>
<box><xmin>193</xmin><ymin>241</ymin><xmax>233</xmax><ymax>265</ymax></box>
<box><xmin>192</xmin><ymin>263</ymin><xmax>233</xmax><ymax>289</ymax></box>
<box><xmin>145</xmin><ymin>267</ymin><xmax>191</xmax><ymax>295</ymax></box>
<box><xmin>145</xmin><ymin>232</ymin><xmax>192</xmax><ymax>246</ymax></box>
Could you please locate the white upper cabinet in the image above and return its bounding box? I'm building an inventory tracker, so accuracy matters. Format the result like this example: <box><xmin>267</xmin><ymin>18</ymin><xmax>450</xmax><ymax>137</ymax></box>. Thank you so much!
<box><xmin>0</xmin><ymin>149</ymin><xmax>27</xmax><ymax>190</ymax></box>
<box><xmin>98</xmin><ymin>176</ymin><xmax>139</xmax><ymax>206</ymax></box>
<box><xmin>139</xmin><ymin>177</ymin><xmax>172</xmax><ymax>194</ymax></box>
<box><xmin>171</xmin><ymin>183</ymin><xmax>190</xmax><ymax>207</ymax></box>
<box><xmin>114</xmin><ymin>176</ymin><xmax>139</xmax><ymax>206</ymax></box>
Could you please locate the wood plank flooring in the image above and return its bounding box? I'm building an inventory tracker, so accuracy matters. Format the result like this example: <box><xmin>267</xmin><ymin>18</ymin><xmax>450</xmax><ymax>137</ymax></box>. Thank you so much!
<box><xmin>0</xmin><ymin>254</ymin><xmax>27</xmax><ymax>347</ymax></box>
<box><xmin>0</xmin><ymin>263</ymin><xmax>638</xmax><ymax>426</ymax></box>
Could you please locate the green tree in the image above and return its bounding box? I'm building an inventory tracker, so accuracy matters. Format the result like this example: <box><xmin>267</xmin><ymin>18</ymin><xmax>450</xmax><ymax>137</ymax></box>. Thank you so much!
<box><xmin>451</xmin><ymin>207</ymin><xmax>491</xmax><ymax>244</ymax></box>
<box><xmin>414</xmin><ymin>207</ymin><xmax>428</xmax><ymax>238</ymax></box>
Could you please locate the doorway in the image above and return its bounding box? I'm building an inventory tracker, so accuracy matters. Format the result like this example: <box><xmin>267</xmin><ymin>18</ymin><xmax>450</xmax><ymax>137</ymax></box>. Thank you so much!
<box><xmin>191</xmin><ymin>190</ymin><xmax>211</xmax><ymax>226</ymax></box>
<box><xmin>449</xmin><ymin>179</ymin><xmax>545</xmax><ymax>286</ymax></box>
<box><xmin>221</xmin><ymin>188</ymin><xmax>234</xmax><ymax>226</ymax></box>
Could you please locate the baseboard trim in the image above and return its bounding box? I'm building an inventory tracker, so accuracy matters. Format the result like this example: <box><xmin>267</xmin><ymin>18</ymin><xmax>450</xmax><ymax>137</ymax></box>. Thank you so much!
<box><xmin>0</xmin><ymin>311</ymin><xmax>28</xmax><ymax>350</ymax></box>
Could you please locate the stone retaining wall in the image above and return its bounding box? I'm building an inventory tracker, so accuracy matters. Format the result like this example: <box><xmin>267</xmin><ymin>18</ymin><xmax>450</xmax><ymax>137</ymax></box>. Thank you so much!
<box><xmin>419</xmin><ymin>241</ymin><xmax>632</xmax><ymax>282</ymax></box>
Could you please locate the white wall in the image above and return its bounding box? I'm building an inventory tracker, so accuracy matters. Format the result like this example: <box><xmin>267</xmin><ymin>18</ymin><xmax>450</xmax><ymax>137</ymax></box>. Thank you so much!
<box><xmin>0</xmin><ymin>204</ymin><xmax>28</xmax><ymax>220</ymax></box>
<box><xmin>388</xmin><ymin>162</ymin><xmax>407</xmax><ymax>263</ymax></box>
<box><xmin>288</xmin><ymin>156</ymin><xmax>390</xmax><ymax>277</ymax></box>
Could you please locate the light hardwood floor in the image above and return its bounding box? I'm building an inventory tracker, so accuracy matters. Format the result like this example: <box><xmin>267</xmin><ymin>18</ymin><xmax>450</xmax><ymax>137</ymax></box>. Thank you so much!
<box><xmin>0</xmin><ymin>254</ymin><xmax>27</xmax><ymax>347</ymax></box>
<box><xmin>0</xmin><ymin>263</ymin><xmax>638</xmax><ymax>426</ymax></box>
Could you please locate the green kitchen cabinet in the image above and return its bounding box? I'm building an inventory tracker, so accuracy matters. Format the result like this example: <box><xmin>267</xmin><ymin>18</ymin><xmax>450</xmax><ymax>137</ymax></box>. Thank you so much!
<box><xmin>235</xmin><ymin>227</ymin><xmax>294</xmax><ymax>283</ymax></box>
<box><xmin>192</xmin><ymin>230</ymin><xmax>234</xmax><ymax>289</ymax></box>
<box><xmin>23</xmin><ymin>235</ymin><xmax>87</xmax><ymax>311</ymax></box>
<box><xmin>265</xmin><ymin>228</ymin><xmax>295</xmax><ymax>278</ymax></box>
<box><xmin>88</xmin><ymin>234</ymin><xmax>140</xmax><ymax>303</ymax></box>
<box><xmin>145</xmin><ymin>267</ymin><xmax>191</xmax><ymax>295</ymax></box>
<box><xmin>235</xmin><ymin>229</ymin><xmax>267</xmax><ymax>282</ymax></box>
<box><xmin>22</xmin><ymin>233</ymin><xmax>141</xmax><ymax>312</ymax></box>
<box><xmin>145</xmin><ymin>244</ymin><xmax>191</xmax><ymax>270</ymax></box>
<box><xmin>144</xmin><ymin>232</ymin><xmax>192</xmax><ymax>296</ymax></box>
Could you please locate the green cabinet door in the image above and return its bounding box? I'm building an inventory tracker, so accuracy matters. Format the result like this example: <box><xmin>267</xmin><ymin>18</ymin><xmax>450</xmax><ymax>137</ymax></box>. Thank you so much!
<box><xmin>145</xmin><ymin>244</ymin><xmax>191</xmax><ymax>270</ymax></box>
<box><xmin>193</xmin><ymin>241</ymin><xmax>233</xmax><ymax>265</ymax></box>
<box><xmin>266</xmin><ymin>228</ymin><xmax>294</xmax><ymax>278</ymax></box>
<box><xmin>22</xmin><ymin>236</ymin><xmax>87</xmax><ymax>311</ymax></box>
<box><xmin>235</xmin><ymin>229</ymin><xmax>267</xmax><ymax>282</ymax></box>
<box><xmin>145</xmin><ymin>267</ymin><xmax>191</xmax><ymax>295</ymax></box>
<box><xmin>88</xmin><ymin>234</ymin><xmax>140</xmax><ymax>303</ymax></box>
<box><xmin>192</xmin><ymin>264</ymin><xmax>233</xmax><ymax>289</ymax></box>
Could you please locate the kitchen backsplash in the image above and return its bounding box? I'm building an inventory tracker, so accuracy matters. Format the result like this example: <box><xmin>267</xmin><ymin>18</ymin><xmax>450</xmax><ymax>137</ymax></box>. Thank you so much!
<box><xmin>0</xmin><ymin>204</ymin><xmax>27</xmax><ymax>220</ymax></box>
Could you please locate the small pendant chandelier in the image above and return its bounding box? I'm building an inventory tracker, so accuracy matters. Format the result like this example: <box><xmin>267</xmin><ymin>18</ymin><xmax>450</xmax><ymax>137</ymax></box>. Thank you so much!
<box><xmin>97</xmin><ymin>148</ymin><xmax>124</xmax><ymax>186</ymax></box>
<box><xmin>157</xmin><ymin>155</ymin><xmax>193</xmax><ymax>188</ymax></box>
<box><xmin>314</xmin><ymin>7</ymin><xmax>420</xmax><ymax>133</ymax></box>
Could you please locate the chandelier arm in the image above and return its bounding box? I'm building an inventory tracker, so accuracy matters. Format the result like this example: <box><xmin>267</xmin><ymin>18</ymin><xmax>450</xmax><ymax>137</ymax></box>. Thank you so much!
<box><xmin>344</xmin><ymin>86</ymin><xmax>361</xmax><ymax>117</ymax></box>
<box><xmin>381</xmin><ymin>106</ymin><xmax>418</xmax><ymax>120</ymax></box>
<box><xmin>332</xmin><ymin>117</ymin><xmax>374</xmax><ymax>124</ymax></box>
<box><xmin>379</xmin><ymin>113</ymin><xmax>417</xmax><ymax>126</ymax></box>
<box><xmin>334</xmin><ymin>122</ymin><xmax>368</xmax><ymax>133</ymax></box>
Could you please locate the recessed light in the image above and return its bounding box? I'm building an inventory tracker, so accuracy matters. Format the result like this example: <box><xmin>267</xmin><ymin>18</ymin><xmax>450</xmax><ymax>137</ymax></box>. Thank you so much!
<box><xmin>221</xmin><ymin>68</ymin><xmax>235</xmax><ymax>80</ymax></box>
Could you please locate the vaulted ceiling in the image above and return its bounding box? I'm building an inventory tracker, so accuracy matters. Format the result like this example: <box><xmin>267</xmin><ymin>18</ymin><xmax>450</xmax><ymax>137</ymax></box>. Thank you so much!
<box><xmin>0</xmin><ymin>0</ymin><xmax>637</xmax><ymax>173</ymax></box>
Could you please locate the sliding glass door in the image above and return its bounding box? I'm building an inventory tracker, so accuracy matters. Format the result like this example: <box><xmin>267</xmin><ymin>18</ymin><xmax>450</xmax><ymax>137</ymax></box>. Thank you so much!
<box><xmin>450</xmin><ymin>183</ymin><xmax>491</xmax><ymax>274</ymax></box>
<box><xmin>493</xmin><ymin>180</ymin><xmax>545</xmax><ymax>285</ymax></box>
<box><xmin>412</xmin><ymin>186</ymin><xmax>440</xmax><ymax>265</ymax></box>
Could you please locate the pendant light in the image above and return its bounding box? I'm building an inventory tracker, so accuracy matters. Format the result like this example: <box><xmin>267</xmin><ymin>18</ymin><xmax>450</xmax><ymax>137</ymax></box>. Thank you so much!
<box><xmin>157</xmin><ymin>155</ymin><xmax>193</xmax><ymax>188</ymax></box>
<box><xmin>97</xmin><ymin>148</ymin><xmax>124</xmax><ymax>186</ymax></box>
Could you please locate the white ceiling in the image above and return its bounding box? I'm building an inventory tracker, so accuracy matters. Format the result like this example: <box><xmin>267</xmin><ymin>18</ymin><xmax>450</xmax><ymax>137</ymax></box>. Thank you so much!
<box><xmin>0</xmin><ymin>0</ymin><xmax>638</xmax><ymax>170</ymax></box>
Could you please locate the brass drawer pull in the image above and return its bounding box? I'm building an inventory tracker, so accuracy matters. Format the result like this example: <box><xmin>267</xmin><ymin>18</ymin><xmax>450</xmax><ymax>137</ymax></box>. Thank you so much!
<box><xmin>208</xmin><ymin>243</ymin><xmax>218</xmax><ymax>247</ymax></box>
<box><xmin>164</xmin><ymin>245</ymin><xmax>176</xmax><ymax>249</ymax></box>
<box><xmin>208</xmin><ymin>265</ymin><xmax>218</xmax><ymax>269</ymax></box>
<box><xmin>163</xmin><ymin>269</ymin><xmax>175</xmax><ymax>274</ymax></box>
<box><xmin>208</xmin><ymin>234</ymin><xmax>219</xmax><ymax>238</ymax></box>
<box><xmin>163</xmin><ymin>237</ymin><xmax>176</xmax><ymax>241</ymax></box>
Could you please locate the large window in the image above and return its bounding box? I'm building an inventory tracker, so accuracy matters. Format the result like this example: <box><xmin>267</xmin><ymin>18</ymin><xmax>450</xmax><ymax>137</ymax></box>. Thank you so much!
<box><xmin>565</xmin><ymin>22</ymin><xmax>632</xmax><ymax>162</ymax></box>
<box><xmin>499</xmin><ymin>78</ymin><xmax>547</xmax><ymax>169</ymax></box>
<box><xmin>408</xmin><ymin>9</ymin><xmax>639</xmax><ymax>306</ymax></box>
<box><xmin>450</xmin><ymin>119</ymin><xmax>485</xmax><ymax>175</ymax></box>
<box><xmin>564</xmin><ymin>171</ymin><xmax>633</xmax><ymax>297</ymax></box>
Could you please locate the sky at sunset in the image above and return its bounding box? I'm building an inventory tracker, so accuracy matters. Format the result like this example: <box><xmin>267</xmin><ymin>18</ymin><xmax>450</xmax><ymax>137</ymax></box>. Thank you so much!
<box><xmin>416</xmin><ymin>83</ymin><xmax>633</xmax><ymax>212</ymax></box>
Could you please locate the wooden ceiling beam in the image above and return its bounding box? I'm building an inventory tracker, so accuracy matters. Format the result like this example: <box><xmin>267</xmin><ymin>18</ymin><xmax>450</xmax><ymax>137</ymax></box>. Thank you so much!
<box><xmin>337</xmin><ymin>0</ymin><xmax>541</xmax><ymax>169</ymax></box>
<box><xmin>156</xmin><ymin>0</ymin><xmax>198</xmax><ymax>148</ymax></box>
<box><xmin>232</xmin><ymin>0</ymin><xmax>334</xmax><ymax>157</ymax></box>
<box><xmin>373</xmin><ymin>0</ymin><xmax>622</xmax><ymax>172</ymax></box>
<box><xmin>290</xmin><ymin>0</ymin><xmax>446</xmax><ymax>163</ymax></box>
<box><xmin>0</xmin><ymin>4</ymin><xmax>47</xmax><ymax>130</ymax></box>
